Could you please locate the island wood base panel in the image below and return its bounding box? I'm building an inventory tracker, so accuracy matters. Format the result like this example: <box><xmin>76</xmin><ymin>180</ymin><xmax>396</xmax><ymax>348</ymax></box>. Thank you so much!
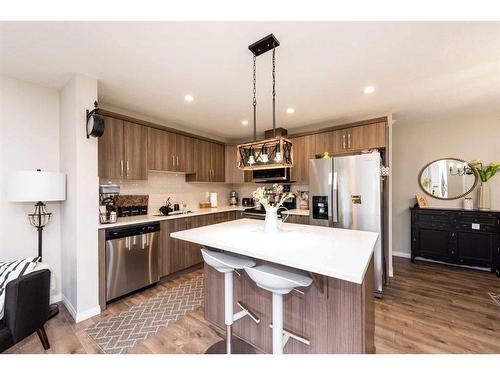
<box><xmin>204</xmin><ymin>256</ymin><xmax>375</xmax><ymax>354</ymax></box>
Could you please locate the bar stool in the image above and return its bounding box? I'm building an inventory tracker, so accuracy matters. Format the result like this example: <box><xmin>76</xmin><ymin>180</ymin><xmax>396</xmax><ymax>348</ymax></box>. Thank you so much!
<box><xmin>244</xmin><ymin>264</ymin><xmax>313</xmax><ymax>354</ymax></box>
<box><xmin>201</xmin><ymin>248</ymin><xmax>260</xmax><ymax>354</ymax></box>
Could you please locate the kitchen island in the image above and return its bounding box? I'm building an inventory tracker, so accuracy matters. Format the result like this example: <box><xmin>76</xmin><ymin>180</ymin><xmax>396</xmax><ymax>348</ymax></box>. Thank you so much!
<box><xmin>171</xmin><ymin>218</ymin><xmax>378</xmax><ymax>354</ymax></box>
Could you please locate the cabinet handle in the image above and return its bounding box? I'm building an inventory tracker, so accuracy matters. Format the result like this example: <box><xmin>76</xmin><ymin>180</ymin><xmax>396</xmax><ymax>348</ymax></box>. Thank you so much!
<box><xmin>347</xmin><ymin>133</ymin><xmax>351</xmax><ymax>148</ymax></box>
<box><xmin>176</xmin><ymin>156</ymin><xmax>179</xmax><ymax>168</ymax></box>
<box><xmin>342</xmin><ymin>134</ymin><xmax>346</xmax><ymax>149</ymax></box>
<box><xmin>120</xmin><ymin>160</ymin><xmax>124</xmax><ymax>177</ymax></box>
<box><xmin>126</xmin><ymin>161</ymin><xmax>129</xmax><ymax>177</ymax></box>
<box><xmin>172</xmin><ymin>155</ymin><xmax>175</xmax><ymax>168</ymax></box>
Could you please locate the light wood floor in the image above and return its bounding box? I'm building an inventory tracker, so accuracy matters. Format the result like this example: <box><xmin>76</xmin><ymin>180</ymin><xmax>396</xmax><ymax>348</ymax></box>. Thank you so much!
<box><xmin>5</xmin><ymin>258</ymin><xmax>500</xmax><ymax>354</ymax></box>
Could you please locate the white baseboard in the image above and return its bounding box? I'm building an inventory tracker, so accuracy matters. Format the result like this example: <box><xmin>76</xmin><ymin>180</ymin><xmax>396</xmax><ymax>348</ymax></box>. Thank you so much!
<box><xmin>50</xmin><ymin>293</ymin><xmax>62</xmax><ymax>304</ymax></box>
<box><xmin>61</xmin><ymin>294</ymin><xmax>101</xmax><ymax>323</ymax></box>
<box><xmin>61</xmin><ymin>294</ymin><xmax>77</xmax><ymax>321</ymax></box>
<box><xmin>75</xmin><ymin>305</ymin><xmax>101</xmax><ymax>323</ymax></box>
<box><xmin>392</xmin><ymin>251</ymin><xmax>411</xmax><ymax>259</ymax></box>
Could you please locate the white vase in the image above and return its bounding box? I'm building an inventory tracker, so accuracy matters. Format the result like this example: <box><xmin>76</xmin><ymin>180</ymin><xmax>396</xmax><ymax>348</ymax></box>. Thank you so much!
<box><xmin>478</xmin><ymin>181</ymin><xmax>491</xmax><ymax>210</ymax></box>
<box><xmin>264</xmin><ymin>206</ymin><xmax>280</xmax><ymax>234</ymax></box>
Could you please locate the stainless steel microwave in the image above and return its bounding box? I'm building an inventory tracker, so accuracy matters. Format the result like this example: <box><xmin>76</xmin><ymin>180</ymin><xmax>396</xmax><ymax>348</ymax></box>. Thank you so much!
<box><xmin>252</xmin><ymin>167</ymin><xmax>291</xmax><ymax>183</ymax></box>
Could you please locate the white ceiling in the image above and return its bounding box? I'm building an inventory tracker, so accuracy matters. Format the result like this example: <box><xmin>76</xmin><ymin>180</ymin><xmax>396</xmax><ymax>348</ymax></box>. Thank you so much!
<box><xmin>1</xmin><ymin>21</ymin><xmax>499</xmax><ymax>140</ymax></box>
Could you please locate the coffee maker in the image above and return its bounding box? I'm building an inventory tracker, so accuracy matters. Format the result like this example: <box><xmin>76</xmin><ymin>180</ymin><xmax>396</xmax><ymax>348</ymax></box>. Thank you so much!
<box><xmin>229</xmin><ymin>191</ymin><xmax>238</xmax><ymax>206</ymax></box>
<box><xmin>99</xmin><ymin>184</ymin><xmax>120</xmax><ymax>223</ymax></box>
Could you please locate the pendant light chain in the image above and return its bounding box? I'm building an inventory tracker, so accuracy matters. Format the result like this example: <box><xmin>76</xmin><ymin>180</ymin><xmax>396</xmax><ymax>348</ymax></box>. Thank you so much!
<box><xmin>252</xmin><ymin>53</ymin><xmax>257</xmax><ymax>141</ymax></box>
<box><xmin>272</xmin><ymin>44</ymin><xmax>276</xmax><ymax>138</ymax></box>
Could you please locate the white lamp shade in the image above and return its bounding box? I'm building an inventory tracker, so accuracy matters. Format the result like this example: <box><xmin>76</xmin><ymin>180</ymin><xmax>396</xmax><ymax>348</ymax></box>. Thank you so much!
<box><xmin>8</xmin><ymin>170</ymin><xmax>66</xmax><ymax>202</ymax></box>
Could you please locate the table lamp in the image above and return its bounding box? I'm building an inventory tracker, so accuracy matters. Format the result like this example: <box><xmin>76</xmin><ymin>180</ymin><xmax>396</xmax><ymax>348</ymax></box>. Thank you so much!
<box><xmin>7</xmin><ymin>169</ymin><xmax>66</xmax><ymax>262</ymax></box>
<box><xmin>8</xmin><ymin>169</ymin><xmax>66</xmax><ymax>318</ymax></box>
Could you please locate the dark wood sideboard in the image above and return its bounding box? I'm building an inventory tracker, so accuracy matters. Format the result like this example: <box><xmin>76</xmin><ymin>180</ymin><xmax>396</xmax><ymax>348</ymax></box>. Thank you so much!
<box><xmin>410</xmin><ymin>207</ymin><xmax>500</xmax><ymax>276</ymax></box>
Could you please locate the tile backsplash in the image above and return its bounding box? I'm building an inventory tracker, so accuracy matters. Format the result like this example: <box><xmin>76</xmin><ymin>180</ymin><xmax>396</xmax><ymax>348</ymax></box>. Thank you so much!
<box><xmin>100</xmin><ymin>171</ymin><xmax>309</xmax><ymax>213</ymax></box>
<box><xmin>100</xmin><ymin>171</ymin><xmax>232</xmax><ymax>214</ymax></box>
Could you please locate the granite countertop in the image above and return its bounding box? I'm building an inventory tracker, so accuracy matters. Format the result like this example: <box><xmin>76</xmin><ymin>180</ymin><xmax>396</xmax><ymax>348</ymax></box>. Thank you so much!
<box><xmin>99</xmin><ymin>206</ymin><xmax>310</xmax><ymax>229</ymax></box>
<box><xmin>171</xmin><ymin>218</ymin><xmax>378</xmax><ymax>284</ymax></box>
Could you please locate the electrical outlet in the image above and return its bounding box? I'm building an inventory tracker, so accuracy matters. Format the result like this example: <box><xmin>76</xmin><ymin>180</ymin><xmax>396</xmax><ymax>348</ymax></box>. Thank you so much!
<box><xmin>472</xmin><ymin>223</ymin><xmax>480</xmax><ymax>230</ymax></box>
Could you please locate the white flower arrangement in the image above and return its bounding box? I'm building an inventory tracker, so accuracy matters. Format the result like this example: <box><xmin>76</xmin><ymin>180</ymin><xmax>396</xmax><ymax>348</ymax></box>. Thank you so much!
<box><xmin>251</xmin><ymin>184</ymin><xmax>294</xmax><ymax>209</ymax></box>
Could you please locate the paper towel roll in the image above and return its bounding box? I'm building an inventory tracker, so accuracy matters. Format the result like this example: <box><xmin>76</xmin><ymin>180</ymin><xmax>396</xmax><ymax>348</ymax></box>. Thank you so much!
<box><xmin>210</xmin><ymin>192</ymin><xmax>218</xmax><ymax>208</ymax></box>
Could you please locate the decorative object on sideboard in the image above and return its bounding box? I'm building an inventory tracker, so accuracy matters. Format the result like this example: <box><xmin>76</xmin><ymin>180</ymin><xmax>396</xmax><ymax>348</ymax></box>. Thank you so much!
<box><xmin>418</xmin><ymin>158</ymin><xmax>478</xmax><ymax>200</ymax></box>
<box><xmin>85</xmin><ymin>100</ymin><xmax>105</xmax><ymax>138</ymax></box>
<box><xmin>469</xmin><ymin>160</ymin><xmax>500</xmax><ymax>210</ymax></box>
<box><xmin>237</xmin><ymin>33</ymin><xmax>294</xmax><ymax>171</ymax></box>
<box><xmin>415</xmin><ymin>194</ymin><xmax>428</xmax><ymax>208</ymax></box>
<box><xmin>7</xmin><ymin>169</ymin><xmax>66</xmax><ymax>319</ymax></box>
<box><xmin>251</xmin><ymin>184</ymin><xmax>293</xmax><ymax>233</ymax></box>
<box><xmin>463</xmin><ymin>197</ymin><xmax>474</xmax><ymax>210</ymax></box>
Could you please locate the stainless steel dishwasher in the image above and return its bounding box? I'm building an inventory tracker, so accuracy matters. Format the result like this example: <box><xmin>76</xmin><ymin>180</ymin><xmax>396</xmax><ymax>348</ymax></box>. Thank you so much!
<box><xmin>105</xmin><ymin>222</ymin><xmax>160</xmax><ymax>301</ymax></box>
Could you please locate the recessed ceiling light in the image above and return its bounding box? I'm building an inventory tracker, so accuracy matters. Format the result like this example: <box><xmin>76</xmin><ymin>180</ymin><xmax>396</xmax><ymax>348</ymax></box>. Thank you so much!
<box><xmin>363</xmin><ymin>86</ymin><xmax>375</xmax><ymax>94</ymax></box>
<box><xmin>241</xmin><ymin>120</ymin><xmax>249</xmax><ymax>126</ymax></box>
<box><xmin>184</xmin><ymin>94</ymin><xmax>194</xmax><ymax>102</ymax></box>
<box><xmin>286</xmin><ymin>107</ymin><xmax>295</xmax><ymax>114</ymax></box>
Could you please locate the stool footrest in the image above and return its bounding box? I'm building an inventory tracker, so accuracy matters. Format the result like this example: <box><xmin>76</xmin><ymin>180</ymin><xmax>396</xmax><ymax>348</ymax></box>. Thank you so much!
<box><xmin>234</xmin><ymin>301</ymin><xmax>260</xmax><ymax>324</ymax></box>
<box><xmin>269</xmin><ymin>323</ymin><xmax>311</xmax><ymax>348</ymax></box>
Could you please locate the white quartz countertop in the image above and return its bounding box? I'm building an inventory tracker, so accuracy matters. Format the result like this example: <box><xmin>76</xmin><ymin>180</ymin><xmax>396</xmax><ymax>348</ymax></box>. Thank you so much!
<box><xmin>98</xmin><ymin>206</ymin><xmax>310</xmax><ymax>229</ymax></box>
<box><xmin>171</xmin><ymin>218</ymin><xmax>377</xmax><ymax>284</ymax></box>
<box><xmin>98</xmin><ymin>206</ymin><xmax>245</xmax><ymax>229</ymax></box>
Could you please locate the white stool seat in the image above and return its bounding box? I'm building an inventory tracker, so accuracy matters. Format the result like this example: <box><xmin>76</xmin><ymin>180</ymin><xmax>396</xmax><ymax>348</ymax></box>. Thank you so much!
<box><xmin>201</xmin><ymin>248</ymin><xmax>255</xmax><ymax>272</ymax></box>
<box><xmin>244</xmin><ymin>263</ymin><xmax>313</xmax><ymax>354</ymax></box>
<box><xmin>244</xmin><ymin>264</ymin><xmax>313</xmax><ymax>294</ymax></box>
<box><xmin>201</xmin><ymin>248</ymin><xmax>258</xmax><ymax>354</ymax></box>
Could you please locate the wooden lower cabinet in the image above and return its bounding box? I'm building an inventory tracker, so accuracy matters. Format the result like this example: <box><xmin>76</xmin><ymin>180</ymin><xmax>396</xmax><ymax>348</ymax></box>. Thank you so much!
<box><xmin>205</xmin><ymin>256</ymin><xmax>375</xmax><ymax>353</ymax></box>
<box><xmin>286</xmin><ymin>214</ymin><xmax>310</xmax><ymax>225</ymax></box>
<box><xmin>161</xmin><ymin>216</ymin><xmax>203</xmax><ymax>276</ymax></box>
<box><xmin>160</xmin><ymin>211</ymin><xmax>239</xmax><ymax>277</ymax></box>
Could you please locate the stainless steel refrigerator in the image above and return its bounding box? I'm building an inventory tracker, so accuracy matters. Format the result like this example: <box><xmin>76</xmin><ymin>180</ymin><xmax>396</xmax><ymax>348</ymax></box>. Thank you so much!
<box><xmin>309</xmin><ymin>151</ymin><xmax>384</xmax><ymax>296</ymax></box>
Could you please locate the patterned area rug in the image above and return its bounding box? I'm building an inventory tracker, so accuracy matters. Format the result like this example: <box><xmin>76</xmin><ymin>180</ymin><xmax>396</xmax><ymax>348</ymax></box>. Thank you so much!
<box><xmin>85</xmin><ymin>274</ymin><xmax>204</xmax><ymax>354</ymax></box>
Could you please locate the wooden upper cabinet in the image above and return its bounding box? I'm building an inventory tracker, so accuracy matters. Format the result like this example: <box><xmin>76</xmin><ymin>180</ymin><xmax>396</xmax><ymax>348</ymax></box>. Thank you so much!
<box><xmin>98</xmin><ymin>117</ymin><xmax>148</xmax><ymax>180</ymax></box>
<box><xmin>225</xmin><ymin>145</ymin><xmax>244</xmax><ymax>184</ymax></box>
<box><xmin>349</xmin><ymin>122</ymin><xmax>387</xmax><ymax>151</ymax></box>
<box><xmin>335</xmin><ymin>122</ymin><xmax>387</xmax><ymax>154</ymax></box>
<box><xmin>98</xmin><ymin>116</ymin><xmax>124</xmax><ymax>179</ymax></box>
<box><xmin>314</xmin><ymin>130</ymin><xmax>336</xmax><ymax>157</ymax></box>
<box><xmin>211</xmin><ymin>142</ymin><xmax>225</xmax><ymax>182</ymax></box>
<box><xmin>190</xmin><ymin>139</ymin><xmax>211</xmax><ymax>182</ymax></box>
<box><xmin>290</xmin><ymin>135</ymin><xmax>315</xmax><ymax>183</ymax></box>
<box><xmin>148</xmin><ymin>128</ymin><xmax>196</xmax><ymax>173</ymax></box>
<box><xmin>148</xmin><ymin>127</ymin><xmax>167</xmax><ymax>171</ymax></box>
<box><xmin>176</xmin><ymin>134</ymin><xmax>195</xmax><ymax>173</ymax></box>
<box><xmin>123</xmin><ymin>122</ymin><xmax>148</xmax><ymax>180</ymax></box>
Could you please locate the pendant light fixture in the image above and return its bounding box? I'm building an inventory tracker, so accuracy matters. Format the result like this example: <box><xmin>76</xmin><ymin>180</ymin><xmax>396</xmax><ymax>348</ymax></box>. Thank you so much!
<box><xmin>237</xmin><ymin>34</ymin><xmax>294</xmax><ymax>171</ymax></box>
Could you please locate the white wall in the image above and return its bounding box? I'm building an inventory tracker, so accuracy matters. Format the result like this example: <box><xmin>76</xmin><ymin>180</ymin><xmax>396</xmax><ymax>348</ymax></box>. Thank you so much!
<box><xmin>0</xmin><ymin>75</ymin><xmax>62</xmax><ymax>302</ymax></box>
<box><xmin>59</xmin><ymin>74</ymin><xmax>100</xmax><ymax>322</ymax></box>
<box><xmin>392</xmin><ymin>113</ymin><xmax>500</xmax><ymax>258</ymax></box>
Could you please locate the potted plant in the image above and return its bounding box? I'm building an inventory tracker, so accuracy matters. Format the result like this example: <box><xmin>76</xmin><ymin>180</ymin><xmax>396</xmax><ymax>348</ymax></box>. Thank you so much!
<box><xmin>469</xmin><ymin>160</ymin><xmax>500</xmax><ymax>210</ymax></box>
<box><xmin>251</xmin><ymin>184</ymin><xmax>294</xmax><ymax>233</ymax></box>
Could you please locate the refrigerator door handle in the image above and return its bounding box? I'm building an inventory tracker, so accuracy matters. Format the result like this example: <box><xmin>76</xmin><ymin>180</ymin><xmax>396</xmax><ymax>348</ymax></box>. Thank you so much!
<box><xmin>332</xmin><ymin>171</ymin><xmax>338</xmax><ymax>223</ymax></box>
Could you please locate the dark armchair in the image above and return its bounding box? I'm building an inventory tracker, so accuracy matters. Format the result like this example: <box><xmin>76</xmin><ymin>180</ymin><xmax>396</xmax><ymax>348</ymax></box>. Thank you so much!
<box><xmin>0</xmin><ymin>269</ymin><xmax>51</xmax><ymax>353</ymax></box>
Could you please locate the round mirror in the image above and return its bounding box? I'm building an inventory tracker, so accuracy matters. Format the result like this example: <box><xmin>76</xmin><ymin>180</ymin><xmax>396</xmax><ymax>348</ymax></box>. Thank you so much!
<box><xmin>418</xmin><ymin>158</ymin><xmax>478</xmax><ymax>200</ymax></box>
